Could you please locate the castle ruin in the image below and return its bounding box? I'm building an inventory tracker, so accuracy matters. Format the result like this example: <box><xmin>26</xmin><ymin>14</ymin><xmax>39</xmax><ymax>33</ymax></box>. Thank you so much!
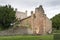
<box><xmin>0</xmin><ymin>5</ymin><xmax>52</xmax><ymax>35</ymax></box>
<box><xmin>18</xmin><ymin>5</ymin><xmax>52</xmax><ymax>35</ymax></box>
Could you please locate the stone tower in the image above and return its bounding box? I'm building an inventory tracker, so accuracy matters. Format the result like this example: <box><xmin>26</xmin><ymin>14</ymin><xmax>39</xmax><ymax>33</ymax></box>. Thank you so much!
<box><xmin>34</xmin><ymin>5</ymin><xmax>44</xmax><ymax>34</ymax></box>
<box><xmin>30</xmin><ymin>5</ymin><xmax>52</xmax><ymax>34</ymax></box>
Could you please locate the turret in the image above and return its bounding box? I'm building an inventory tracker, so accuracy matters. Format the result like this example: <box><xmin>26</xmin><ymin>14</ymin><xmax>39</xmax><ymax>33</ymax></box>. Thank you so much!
<box><xmin>39</xmin><ymin>5</ymin><xmax>44</xmax><ymax>13</ymax></box>
<box><xmin>35</xmin><ymin>5</ymin><xmax>44</xmax><ymax>13</ymax></box>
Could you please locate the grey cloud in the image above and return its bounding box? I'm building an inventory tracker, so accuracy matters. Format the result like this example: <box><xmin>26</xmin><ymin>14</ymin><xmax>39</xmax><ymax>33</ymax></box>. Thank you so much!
<box><xmin>45</xmin><ymin>0</ymin><xmax>60</xmax><ymax>7</ymax></box>
<box><xmin>0</xmin><ymin>0</ymin><xmax>60</xmax><ymax>18</ymax></box>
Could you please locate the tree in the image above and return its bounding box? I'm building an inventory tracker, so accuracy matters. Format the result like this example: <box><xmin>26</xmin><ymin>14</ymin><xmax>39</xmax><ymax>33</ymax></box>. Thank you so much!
<box><xmin>51</xmin><ymin>13</ymin><xmax>60</xmax><ymax>30</ymax></box>
<box><xmin>0</xmin><ymin>5</ymin><xmax>16</xmax><ymax>29</ymax></box>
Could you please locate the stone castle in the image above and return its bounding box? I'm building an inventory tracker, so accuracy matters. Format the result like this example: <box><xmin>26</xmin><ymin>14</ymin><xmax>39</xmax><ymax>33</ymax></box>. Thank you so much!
<box><xmin>16</xmin><ymin>5</ymin><xmax>52</xmax><ymax>35</ymax></box>
<box><xmin>0</xmin><ymin>5</ymin><xmax>52</xmax><ymax>35</ymax></box>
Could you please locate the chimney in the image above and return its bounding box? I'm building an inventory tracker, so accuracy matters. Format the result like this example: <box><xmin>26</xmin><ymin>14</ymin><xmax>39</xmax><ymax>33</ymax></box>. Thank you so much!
<box><xmin>31</xmin><ymin>11</ymin><xmax>33</xmax><ymax>15</ymax></box>
<box><xmin>25</xmin><ymin>10</ymin><xmax>27</xmax><ymax>16</ymax></box>
<box><xmin>25</xmin><ymin>10</ymin><xmax>27</xmax><ymax>13</ymax></box>
<box><xmin>15</xmin><ymin>8</ymin><xmax>17</xmax><ymax>12</ymax></box>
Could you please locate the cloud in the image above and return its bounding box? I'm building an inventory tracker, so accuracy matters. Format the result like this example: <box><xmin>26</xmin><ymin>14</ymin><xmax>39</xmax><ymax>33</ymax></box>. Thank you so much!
<box><xmin>0</xmin><ymin>0</ymin><xmax>60</xmax><ymax>18</ymax></box>
<box><xmin>49</xmin><ymin>0</ymin><xmax>60</xmax><ymax>6</ymax></box>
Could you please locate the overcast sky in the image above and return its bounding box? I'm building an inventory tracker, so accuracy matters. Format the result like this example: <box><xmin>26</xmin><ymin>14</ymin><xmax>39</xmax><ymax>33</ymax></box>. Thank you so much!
<box><xmin>0</xmin><ymin>0</ymin><xmax>60</xmax><ymax>18</ymax></box>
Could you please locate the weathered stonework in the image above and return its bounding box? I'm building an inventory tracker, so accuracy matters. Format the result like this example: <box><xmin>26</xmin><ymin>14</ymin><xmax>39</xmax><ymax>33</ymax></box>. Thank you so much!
<box><xmin>16</xmin><ymin>11</ymin><xmax>27</xmax><ymax>20</ymax></box>
<box><xmin>0</xmin><ymin>5</ymin><xmax>52</xmax><ymax>35</ymax></box>
<box><xmin>20</xmin><ymin>5</ymin><xmax>52</xmax><ymax>35</ymax></box>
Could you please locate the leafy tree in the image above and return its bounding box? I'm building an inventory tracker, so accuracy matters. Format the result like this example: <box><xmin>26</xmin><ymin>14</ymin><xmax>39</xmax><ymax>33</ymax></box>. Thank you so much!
<box><xmin>0</xmin><ymin>5</ymin><xmax>16</xmax><ymax>29</ymax></box>
<box><xmin>51</xmin><ymin>13</ymin><xmax>60</xmax><ymax>30</ymax></box>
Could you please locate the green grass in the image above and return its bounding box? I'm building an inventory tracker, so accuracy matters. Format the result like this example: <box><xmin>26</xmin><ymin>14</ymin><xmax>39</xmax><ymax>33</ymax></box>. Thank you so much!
<box><xmin>0</xmin><ymin>35</ymin><xmax>53</xmax><ymax>40</ymax></box>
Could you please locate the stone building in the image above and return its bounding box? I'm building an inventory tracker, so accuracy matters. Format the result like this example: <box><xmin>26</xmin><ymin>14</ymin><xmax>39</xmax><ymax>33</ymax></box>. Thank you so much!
<box><xmin>19</xmin><ymin>5</ymin><xmax>52</xmax><ymax>35</ymax></box>
<box><xmin>16</xmin><ymin>11</ymin><xmax>27</xmax><ymax>20</ymax></box>
<box><xmin>0</xmin><ymin>5</ymin><xmax>52</xmax><ymax>35</ymax></box>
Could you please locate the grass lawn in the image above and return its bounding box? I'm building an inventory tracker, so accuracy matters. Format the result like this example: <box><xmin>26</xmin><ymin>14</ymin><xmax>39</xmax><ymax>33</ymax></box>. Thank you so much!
<box><xmin>0</xmin><ymin>35</ymin><xmax>53</xmax><ymax>40</ymax></box>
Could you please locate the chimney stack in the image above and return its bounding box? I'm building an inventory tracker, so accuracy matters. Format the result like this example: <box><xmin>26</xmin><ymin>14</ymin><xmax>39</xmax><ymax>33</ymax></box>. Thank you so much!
<box><xmin>31</xmin><ymin>11</ymin><xmax>33</xmax><ymax>15</ymax></box>
<box><xmin>25</xmin><ymin>10</ymin><xmax>27</xmax><ymax>16</ymax></box>
<box><xmin>15</xmin><ymin>8</ymin><xmax>17</xmax><ymax>12</ymax></box>
<box><xmin>25</xmin><ymin>10</ymin><xmax>27</xmax><ymax>13</ymax></box>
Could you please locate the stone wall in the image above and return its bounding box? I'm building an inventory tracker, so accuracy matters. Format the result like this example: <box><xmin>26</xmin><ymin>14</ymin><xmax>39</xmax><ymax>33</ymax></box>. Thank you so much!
<box><xmin>0</xmin><ymin>27</ymin><xmax>33</xmax><ymax>36</ymax></box>
<box><xmin>20</xmin><ymin>5</ymin><xmax>52</xmax><ymax>35</ymax></box>
<box><xmin>45</xmin><ymin>17</ymin><xmax>52</xmax><ymax>34</ymax></box>
<box><xmin>16</xmin><ymin>11</ymin><xmax>27</xmax><ymax>20</ymax></box>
